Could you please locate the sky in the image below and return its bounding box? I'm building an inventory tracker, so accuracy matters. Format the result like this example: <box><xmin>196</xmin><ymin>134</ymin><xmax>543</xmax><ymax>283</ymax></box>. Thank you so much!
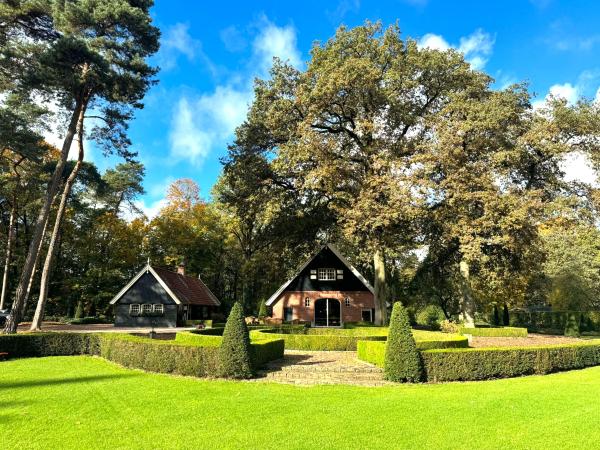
<box><xmin>70</xmin><ymin>0</ymin><xmax>600</xmax><ymax>218</ymax></box>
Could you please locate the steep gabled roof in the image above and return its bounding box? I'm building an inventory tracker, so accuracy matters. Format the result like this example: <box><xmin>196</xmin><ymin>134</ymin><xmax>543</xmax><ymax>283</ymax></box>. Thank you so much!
<box><xmin>110</xmin><ymin>264</ymin><xmax>220</xmax><ymax>306</ymax></box>
<box><xmin>265</xmin><ymin>244</ymin><xmax>375</xmax><ymax>306</ymax></box>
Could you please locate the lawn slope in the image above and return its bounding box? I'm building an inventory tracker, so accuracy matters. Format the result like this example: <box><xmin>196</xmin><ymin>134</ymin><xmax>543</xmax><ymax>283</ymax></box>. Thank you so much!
<box><xmin>1</xmin><ymin>356</ymin><xmax>600</xmax><ymax>449</ymax></box>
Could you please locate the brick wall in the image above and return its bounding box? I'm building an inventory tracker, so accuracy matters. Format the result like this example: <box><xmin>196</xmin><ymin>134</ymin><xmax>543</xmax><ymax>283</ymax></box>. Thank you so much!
<box><xmin>271</xmin><ymin>291</ymin><xmax>375</xmax><ymax>324</ymax></box>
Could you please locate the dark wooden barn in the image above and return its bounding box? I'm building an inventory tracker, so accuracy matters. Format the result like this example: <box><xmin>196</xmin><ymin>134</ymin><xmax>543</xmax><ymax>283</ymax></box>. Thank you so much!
<box><xmin>110</xmin><ymin>263</ymin><xmax>220</xmax><ymax>327</ymax></box>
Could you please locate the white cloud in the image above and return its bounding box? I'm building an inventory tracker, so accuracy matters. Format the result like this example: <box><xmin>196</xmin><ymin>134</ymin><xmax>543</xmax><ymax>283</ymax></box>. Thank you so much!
<box><xmin>561</xmin><ymin>151</ymin><xmax>597</xmax><ymax>186</ymax></box>
<box><xmin>252</xmin><ymin>18</ymin><xmax>302</xmax><ymax>74</ymax></box>
<box><xmin>548</xmin><ymin>83</ymin><xmax>579</xmax><ymax>104</ymax></box>
<box><xmin>157</xmin><ymin>23</ymin><xmax>216</xmax><ymax>73</ymax></box>
<box><xmin>532</xmin><ymin>70</ymin><xmax>600</xmax><ymax>109</ymax></box>
<box><xmin>595</xmin><ymin>87</ymin><xmax>600</xmax><ymax>103</ymax></box>
<box><xmin>127</xmin><ymin>198</ymin><xmax>168</xmax><ymax>221</ymax></box>
<box><xmin>168</xmin><ymin>17</ymin><xmax>302</xmax><ymax>167</ymax></box>
<box><xmin>418</xmin><ymin>29</ymin><xmax>494</xmax><ymax>70</ymax></box>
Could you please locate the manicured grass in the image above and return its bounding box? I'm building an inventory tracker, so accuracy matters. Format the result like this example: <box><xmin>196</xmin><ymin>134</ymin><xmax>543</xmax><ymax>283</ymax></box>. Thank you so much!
<box><xmin>2</xmin><ymin>357</ymin><xmax>600</xmax><ymax>449</ymax></box>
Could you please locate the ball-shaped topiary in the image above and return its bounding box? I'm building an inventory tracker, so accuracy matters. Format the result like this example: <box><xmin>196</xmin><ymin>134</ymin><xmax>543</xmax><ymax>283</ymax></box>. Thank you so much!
<box><xmin>219</xmin><ymin>302</ymin><xmax>253</xmax><ymax>379</ymax></box>
<box><xmin>384</xmin><ymin>301</ymin><xmax>423</xmax><ymax>382</ymax></box>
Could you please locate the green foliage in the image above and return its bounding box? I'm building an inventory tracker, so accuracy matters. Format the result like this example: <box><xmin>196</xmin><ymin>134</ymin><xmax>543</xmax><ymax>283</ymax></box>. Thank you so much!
<box><xmin>492</xmin><ymin>305</ymin><xmax>500</xmax><ymax>326</ymax></box>
<box><xmin>249</xmin><ymin>339</ymin><xmax>285</xmax><ymax>369</ymax></box>
<box><xmin>422</xmin><ymin>342</ymin><xmax>600</xmax><ymax>382</ymax></box>
<box><xmin>257</xmin><ymin>299</ymin><xmax>268</xmax><ymax>319</ymax></box>
<box><xmin>564</xmin><ymin>313</ymin><xmax>580</xmax><ymax>337</ymax></box>
<box><xmin>384</xmin><ymin>303</ymin><xmax>423</xmax><ymax>382</ymax></box>
<box><xmin>458</xmin><ymin>326</ymin><xmax>528</xmax><ymax>337</ymax></box>
<box><xmin>502</xmin><ymin>304</ymin><xmax>510</xmax><ymax>326</ymax></box>
<box><xmin>74</xmin><ymin>301</ymin><xmax>84</xmax><ymax>319</ymax></box>
<box><xmin>416</xmin><ymin>304</ymin><xmax>445</xmax><ymax>330</ymax></box>
<box><xmin>0</xmin><ymin>333</ymin><xmax>98</xmax><ymax>357</ymax></box>
<box><xmin>439</xmin><ymin>320</ymin><xmax>460</xmax><ymax>334</ymax></box>
<box><xmin>511</xmin><ymin>311</ymin><xmax>600</xmax><ymax>333</ymax></box>
<box><xmin>218</xmin><ymin>302</ymin><xmax>253</xmax><ymax>379</ymax></box>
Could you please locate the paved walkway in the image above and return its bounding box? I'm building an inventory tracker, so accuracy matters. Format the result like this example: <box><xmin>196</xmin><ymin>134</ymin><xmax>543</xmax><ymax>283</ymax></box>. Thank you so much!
<box><xmin>254</xmin><ymin>350</ymin><xmax>390</xmax><ymax>386</ymax></box>
<box><xmin>17</xmin><ymin>322</ymin><xmax>195</xmax><ymax>335</ymax></box>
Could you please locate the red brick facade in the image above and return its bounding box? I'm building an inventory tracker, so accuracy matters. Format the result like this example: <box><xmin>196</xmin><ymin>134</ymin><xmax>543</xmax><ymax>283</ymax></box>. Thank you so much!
<box><xmin>271</xmin><ymin>290</ymin><xmax>375</xmax><ymax>324</ymax></box>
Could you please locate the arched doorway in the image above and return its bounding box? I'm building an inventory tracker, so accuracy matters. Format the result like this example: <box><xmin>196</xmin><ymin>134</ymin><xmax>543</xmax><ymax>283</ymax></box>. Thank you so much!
<box><xmin>314</xmin><ymin>298</ymin><xmax>341</xmax><ymax>327</ymax></box>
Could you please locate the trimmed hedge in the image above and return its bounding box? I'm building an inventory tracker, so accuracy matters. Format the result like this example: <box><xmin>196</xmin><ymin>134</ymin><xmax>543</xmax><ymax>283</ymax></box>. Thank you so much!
<box><xmin>423</xmin><ymin>342</ymin><xmax>600</xmax><ymax>382</ymax></box>
<box><xmin>458</xmin><ymin>326</ymin><xmax>528</xmax><ymax>337</ymax></box>
<box><xmin>174</xmin><ymin>331</ymin><xmax>222</xmax><ymax>347</ymax></box>
<box><xmin>251</xmin><ymin>328</ymin><xmax>387</xmax><ymax>351</ymax></box>
<box><xmin>384</xmin><ymin>302</ymin><xmax>422</xmax><ymax>382</ymax></box>
<box><xmin>0</xmin><ymin>332</ymin><xmax>284</xmax><ymax>377</ymax></box>
<box><xmin>358</xmin><ymin>339</ymin><xmax>600</xmax><ymax>382</ymax></box>
<box><xmin>0</xmin><ymin>333</ymin><xmax>98</xmax><ymax>357</ymax></box>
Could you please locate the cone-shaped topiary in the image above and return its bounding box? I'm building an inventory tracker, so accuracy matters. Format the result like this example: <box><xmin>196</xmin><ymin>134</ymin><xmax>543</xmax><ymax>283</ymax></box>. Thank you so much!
<box><xmin>492</xmin><ymin>305</ymin><xmax>500</xmax><ymax>326</ymax></box>
<box><xmin>257</xmin><ymin>299</ymin><xmax>268</xmax><ymax>319</ymax></box>
<box><xmin>564</xmin><ymin>313</ymin><xmax>580</xmax><ymax>337</ymax></box>
<box><xmin>219</xmin><ymin>302</ymin><xmax>253</xmax><ymax>379</ymax></box>
<box><xmin>384</xmin><ymin>301</ymin><xmax>423</xmax><ymax>382</ymax></box>
<box><xmin>502</xmin><ymin>304</ymin><xmax>510</xmax><ymax>326</ymax></box>
<box><xmin>74</xmin><ymin>301</ymin><xmax>84</xmax><ymax>319</ymax></box>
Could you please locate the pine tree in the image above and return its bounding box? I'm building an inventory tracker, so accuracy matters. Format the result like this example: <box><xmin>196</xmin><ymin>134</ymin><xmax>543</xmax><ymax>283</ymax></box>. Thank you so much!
<box><xmin>384</xmin><ymin>302</ymin><xmax>422</xmax><ymax>382</ymax></box>
<box><xmin>219</xmin><ymin>302</ymin><xmax>253</xmax><ymax>379</ymax></box>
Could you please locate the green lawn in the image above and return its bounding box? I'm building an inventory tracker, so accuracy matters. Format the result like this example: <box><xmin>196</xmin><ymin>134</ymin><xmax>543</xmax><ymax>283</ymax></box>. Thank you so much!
<box><xmin>2</xmin><ymin>357</ymin><xmax>600</xmax><ymax>449</ymax></box>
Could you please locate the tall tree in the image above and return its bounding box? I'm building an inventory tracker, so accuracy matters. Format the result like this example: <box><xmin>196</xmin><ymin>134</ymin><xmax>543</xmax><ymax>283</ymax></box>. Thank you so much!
<box><xmin>3</xmin><ymin>0</ymin><xmax>159</xmax><ymax>333</ymax></box>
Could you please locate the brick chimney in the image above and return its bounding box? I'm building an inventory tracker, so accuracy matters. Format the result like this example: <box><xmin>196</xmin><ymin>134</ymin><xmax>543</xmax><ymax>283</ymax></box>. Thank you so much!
<box><xmin>177</xmin><ymin>261</ymin><xmax>186</xmax><ymax>276</ymax></box>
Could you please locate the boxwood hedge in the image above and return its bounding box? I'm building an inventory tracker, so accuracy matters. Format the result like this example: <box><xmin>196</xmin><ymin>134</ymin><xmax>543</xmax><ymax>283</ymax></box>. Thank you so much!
<box><xmin>0</xmin><ymin>332</ymin><xmax>284</xmax><ymax>377</ymax></box>
<box><xmin>458</xmin><ymin>326</ymin><xmax>528</xmax><ymax>337</ymax></box>
<box><xmin>358</xmin><ymin>338</ymin><xmax>600</xmax><ymax>382</ymax></box>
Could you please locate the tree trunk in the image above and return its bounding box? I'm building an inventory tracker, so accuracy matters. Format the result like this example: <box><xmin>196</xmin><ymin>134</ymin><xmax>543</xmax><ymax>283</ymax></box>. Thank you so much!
<box><xmin>3</xmin><ymin>95</ymin><xmax>88</xmax><ymax>333</ymax></box>
<box><xmin>20</xmin><ymin>214</ymin><xmax>51</xmax><ymax>319</ymax></box>
<box><xmin>458</xmin><ymin>260</ymin><xmax>476</xmax><ymax>328</ymax></box>
<box><xmin>0</xmin><ymin>201</ymin><xmax>16</xmax><ymax>310</ymax></box>
<box><xmin>31</xmin><ymin>121</ymin><xmax>85</xmax><ymax>331</ymax></box>
<box><xmin>373</xmin><ymin>248</ymin><xmax>389</xmax><ymax>325</ymax></box>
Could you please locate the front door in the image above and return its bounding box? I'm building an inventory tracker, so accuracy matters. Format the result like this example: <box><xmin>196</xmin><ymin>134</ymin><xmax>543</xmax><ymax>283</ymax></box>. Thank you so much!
<box><xmin>314</xmin><ymin>298</ymin><xmax>341</xmax><ymax>327</ymax></box>
<box><xmin>284</xmin><ymin>307</ymin><xmax>293</xmax><ymax>322</ymax></box>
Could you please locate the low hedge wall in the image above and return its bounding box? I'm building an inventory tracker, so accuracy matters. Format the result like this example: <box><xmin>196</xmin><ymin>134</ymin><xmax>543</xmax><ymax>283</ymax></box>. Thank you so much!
<box><xmin>458</xmin><ymin>326</ymin><xmax>528</xmax><ymax>337</ymax></box>
<box><xmin>358</xmin><ymin>339</ymin><xmax>600</xmax><ymax>382</ymax></box>
<box><xmin>251</xmin><ymin>328</ymin><xmax>387</xmax><ymax>351</ymax></box>
<box><xmin>423</xmin><ymin>342</ymin><xmax>600</xmax><ymax>382</ymax></box>
<box><xmin>0</xmin><ymin>332</ymin><xmax>284</xmax><ymax>376</ymax></box>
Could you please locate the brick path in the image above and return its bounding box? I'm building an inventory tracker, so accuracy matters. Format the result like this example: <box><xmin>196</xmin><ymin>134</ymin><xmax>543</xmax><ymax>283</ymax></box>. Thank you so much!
<box><xmin>254</xmin><ymin>350</ymin><xmax>391</xmax><ymax>386</ymax></box>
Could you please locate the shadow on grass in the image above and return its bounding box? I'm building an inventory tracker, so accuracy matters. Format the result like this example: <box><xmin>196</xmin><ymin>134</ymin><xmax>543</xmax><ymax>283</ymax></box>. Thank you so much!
<box><xmin>0</xmin><ymin>373</ymin><xmax>139</xmax><ymax>390</ymax></box>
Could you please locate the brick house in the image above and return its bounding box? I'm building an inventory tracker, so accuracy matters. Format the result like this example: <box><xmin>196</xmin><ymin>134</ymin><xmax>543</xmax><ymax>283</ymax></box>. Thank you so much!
<box><xmin>266</xmin><ymin>244</ymin><xmax>376</xmax><ymax>327</ymax></box>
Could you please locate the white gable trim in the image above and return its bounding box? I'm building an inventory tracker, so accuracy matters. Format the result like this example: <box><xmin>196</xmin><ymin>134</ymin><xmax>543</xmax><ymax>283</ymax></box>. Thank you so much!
<box><xmin>265</xmin><ymin>244</ymin><xmax>374</xmax><ymax>306</ymax></box>
<box><xmin>109</xmin><ymin>264</ymin><xmax>182</xmax><ymax>305</ymax></box>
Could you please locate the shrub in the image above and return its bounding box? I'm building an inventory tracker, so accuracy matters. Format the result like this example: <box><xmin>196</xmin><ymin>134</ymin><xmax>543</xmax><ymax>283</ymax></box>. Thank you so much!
<box><xmin>458</xmin><ymin>326</ymin><xmax>528</xmax><ymax>337</ymax></box>
<box><xmin>74</xmin><ymin>301</ymin><xmax>84</xmax><ymax>319</ymax></box>
<box><xmin>98</xmin><ymin>334</ymin><xmax>221</xmax><ymax>377</ymax></box>
<box><xmin>502</xmin><ymin>304</ymin><xmax>510</xmax><ymax>326</ymax></box>
<box><xmin>257</xmin><ymin>299</ymin><xmax>268</xmax><ymax>319</ymax></box>
<box><xmin>0</xmin><ymin>333</ymin><xmax>98</xmax><ymax>357</ymax></box>
<box><xmin>492</xmin><ymin>305</ymin><xmax>500</xmax><ymax>326</ymax></box>
<box><xmin>174</xmin><ymin>331</ymin><xmax>222</xmax><ymax>347</ymax></box>
<box><xmin>565</xmin><ymin>313</ymin><xmax>580</xmax><ymax>337</ymax></box>
<box><xmin>249</xmin><ymin>338</ymin><xmax>285</xmax><ymax>369</ymax></box>
<box><xmin>218</xmin><ymin>302</ymin><xmax>253</xmax><ymax>379</ymax></box>
<box><xmin>384</xmin><ymin>302</ymin><xmax>423</xmax><ymax>382</ymax></box>
<box><xmin>416</xmin><ymin>305</ymin><xmax>445</xmax><ymax>330</ymax></box>
<box><xmin>440</xmin><ymin>320</ymin><xmax>460</xmax><ymax>334</ymax></box>
<box><xmin>422</xmin><ymin>342</ymin><xmax>600</xmax><ymax>382</ymax></box>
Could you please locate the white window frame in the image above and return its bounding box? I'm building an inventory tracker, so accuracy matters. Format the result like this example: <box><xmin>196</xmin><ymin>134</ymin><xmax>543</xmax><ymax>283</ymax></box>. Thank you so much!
<box><xmin>153</xmin><ymin>304</ymin><xmax>164</xmax><ymax>315</ymax></box>
<box><xmin>142</xmin><ymin>304</ymin><xmax>153</xmax><ymax>316</ymax></box>
<box><xmin>344</xmin><ymin>297</ymin><xmax>351</xmax><ymax>307</ymax></box>
<box><xmin>318</xmin><ymin>268</ymin><xmax>336</xmax><ymax>281</ymax></box>
<box><xmin>304</xmin><ymin>298</ymin><xmax>310</xmax><ymax>307</ymax></box>
<box><xmin>336</xmin><ymin>269</ymin><xmax>344</xmax><ymax>280</ymax></box>
<box><xmin>129</xmin><ymin>304</ymin><xmax>141</xmax><ymax>316</ymax></box>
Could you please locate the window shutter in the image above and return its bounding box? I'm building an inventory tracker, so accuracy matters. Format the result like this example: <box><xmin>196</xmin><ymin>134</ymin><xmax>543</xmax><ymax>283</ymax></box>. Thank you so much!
<box><xmin>337</xmin><ymin>269</ymin><xmax>344</xmax><ymax>280</ymax></box>
<box><xmin>310</xmin><ymin>269</ymin><xmax>317</xmax><ymax>280</ymax></box>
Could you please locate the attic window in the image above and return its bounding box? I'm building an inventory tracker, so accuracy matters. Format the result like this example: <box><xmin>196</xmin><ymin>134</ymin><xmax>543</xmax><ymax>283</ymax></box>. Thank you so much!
<box><xmin>153</xmin><ymin>304</ymin><xmax>164</xmax><ymax>315</ymax></box>
<box><xmin>142</xmin><ymin>304</ymin><xmax>153</xmax><ymax>315</ymax></box>
<box><xmin>318</xmin><ymin>268</ymin><xmax>336</xmax><ymax>281</ymax></box>
<box><xmin>129</xmin><ymin>304</ymin><xmax>141</xmax><ymax>316</ymax></box>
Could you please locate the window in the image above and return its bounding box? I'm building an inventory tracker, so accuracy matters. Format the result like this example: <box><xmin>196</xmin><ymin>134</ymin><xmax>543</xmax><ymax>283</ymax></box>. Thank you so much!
<box><xmin>318</xmin><ymin>268</ymin><xmax>336</xmax><ymax>281</ymax></box>
<box><xmin>362</xmin><ymin>309</ymin><xmax>373</xmax><ymax>323</ymax></box>
<box><xmin>153</xmin><ymin>304</ymin><xmax>164</xmax><ymax>315</ymax></box>
<box><xmin>336</xmin><ymin>269</ymin><xmax>344</xmax><ymax>280</ymax></box>
<box><xmin>142</xmin><ymin>304</ymin><xmax>153</xmax><ymax>315</ymax></box>
<box><xmin>344</xmin><ymin>297</ymin><xmax>351</xmax><ymax>307</ymax></box>
<box><xmin>129</xmin><ymin>304</ymin><xmax>141</xmax><ymax>316</ymax></box>
<box><xmin>304</xmin><ymin>298</ymin><xmax>310</xmax><ymax>307</ymax></box>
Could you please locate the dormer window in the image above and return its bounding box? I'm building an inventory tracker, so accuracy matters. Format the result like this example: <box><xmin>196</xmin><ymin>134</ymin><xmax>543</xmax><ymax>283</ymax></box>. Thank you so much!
<box><xmin>318</xmin><ymin>268</ymin><xmax>336</xmax><ymax>281</ymax></box>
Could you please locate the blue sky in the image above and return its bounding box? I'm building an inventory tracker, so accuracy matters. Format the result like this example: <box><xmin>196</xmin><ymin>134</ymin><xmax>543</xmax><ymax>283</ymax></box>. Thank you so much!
<box><xmin>87</xmin><ymin>0</ymin><xmax>600</xmax><ymax>217</ymax></box>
